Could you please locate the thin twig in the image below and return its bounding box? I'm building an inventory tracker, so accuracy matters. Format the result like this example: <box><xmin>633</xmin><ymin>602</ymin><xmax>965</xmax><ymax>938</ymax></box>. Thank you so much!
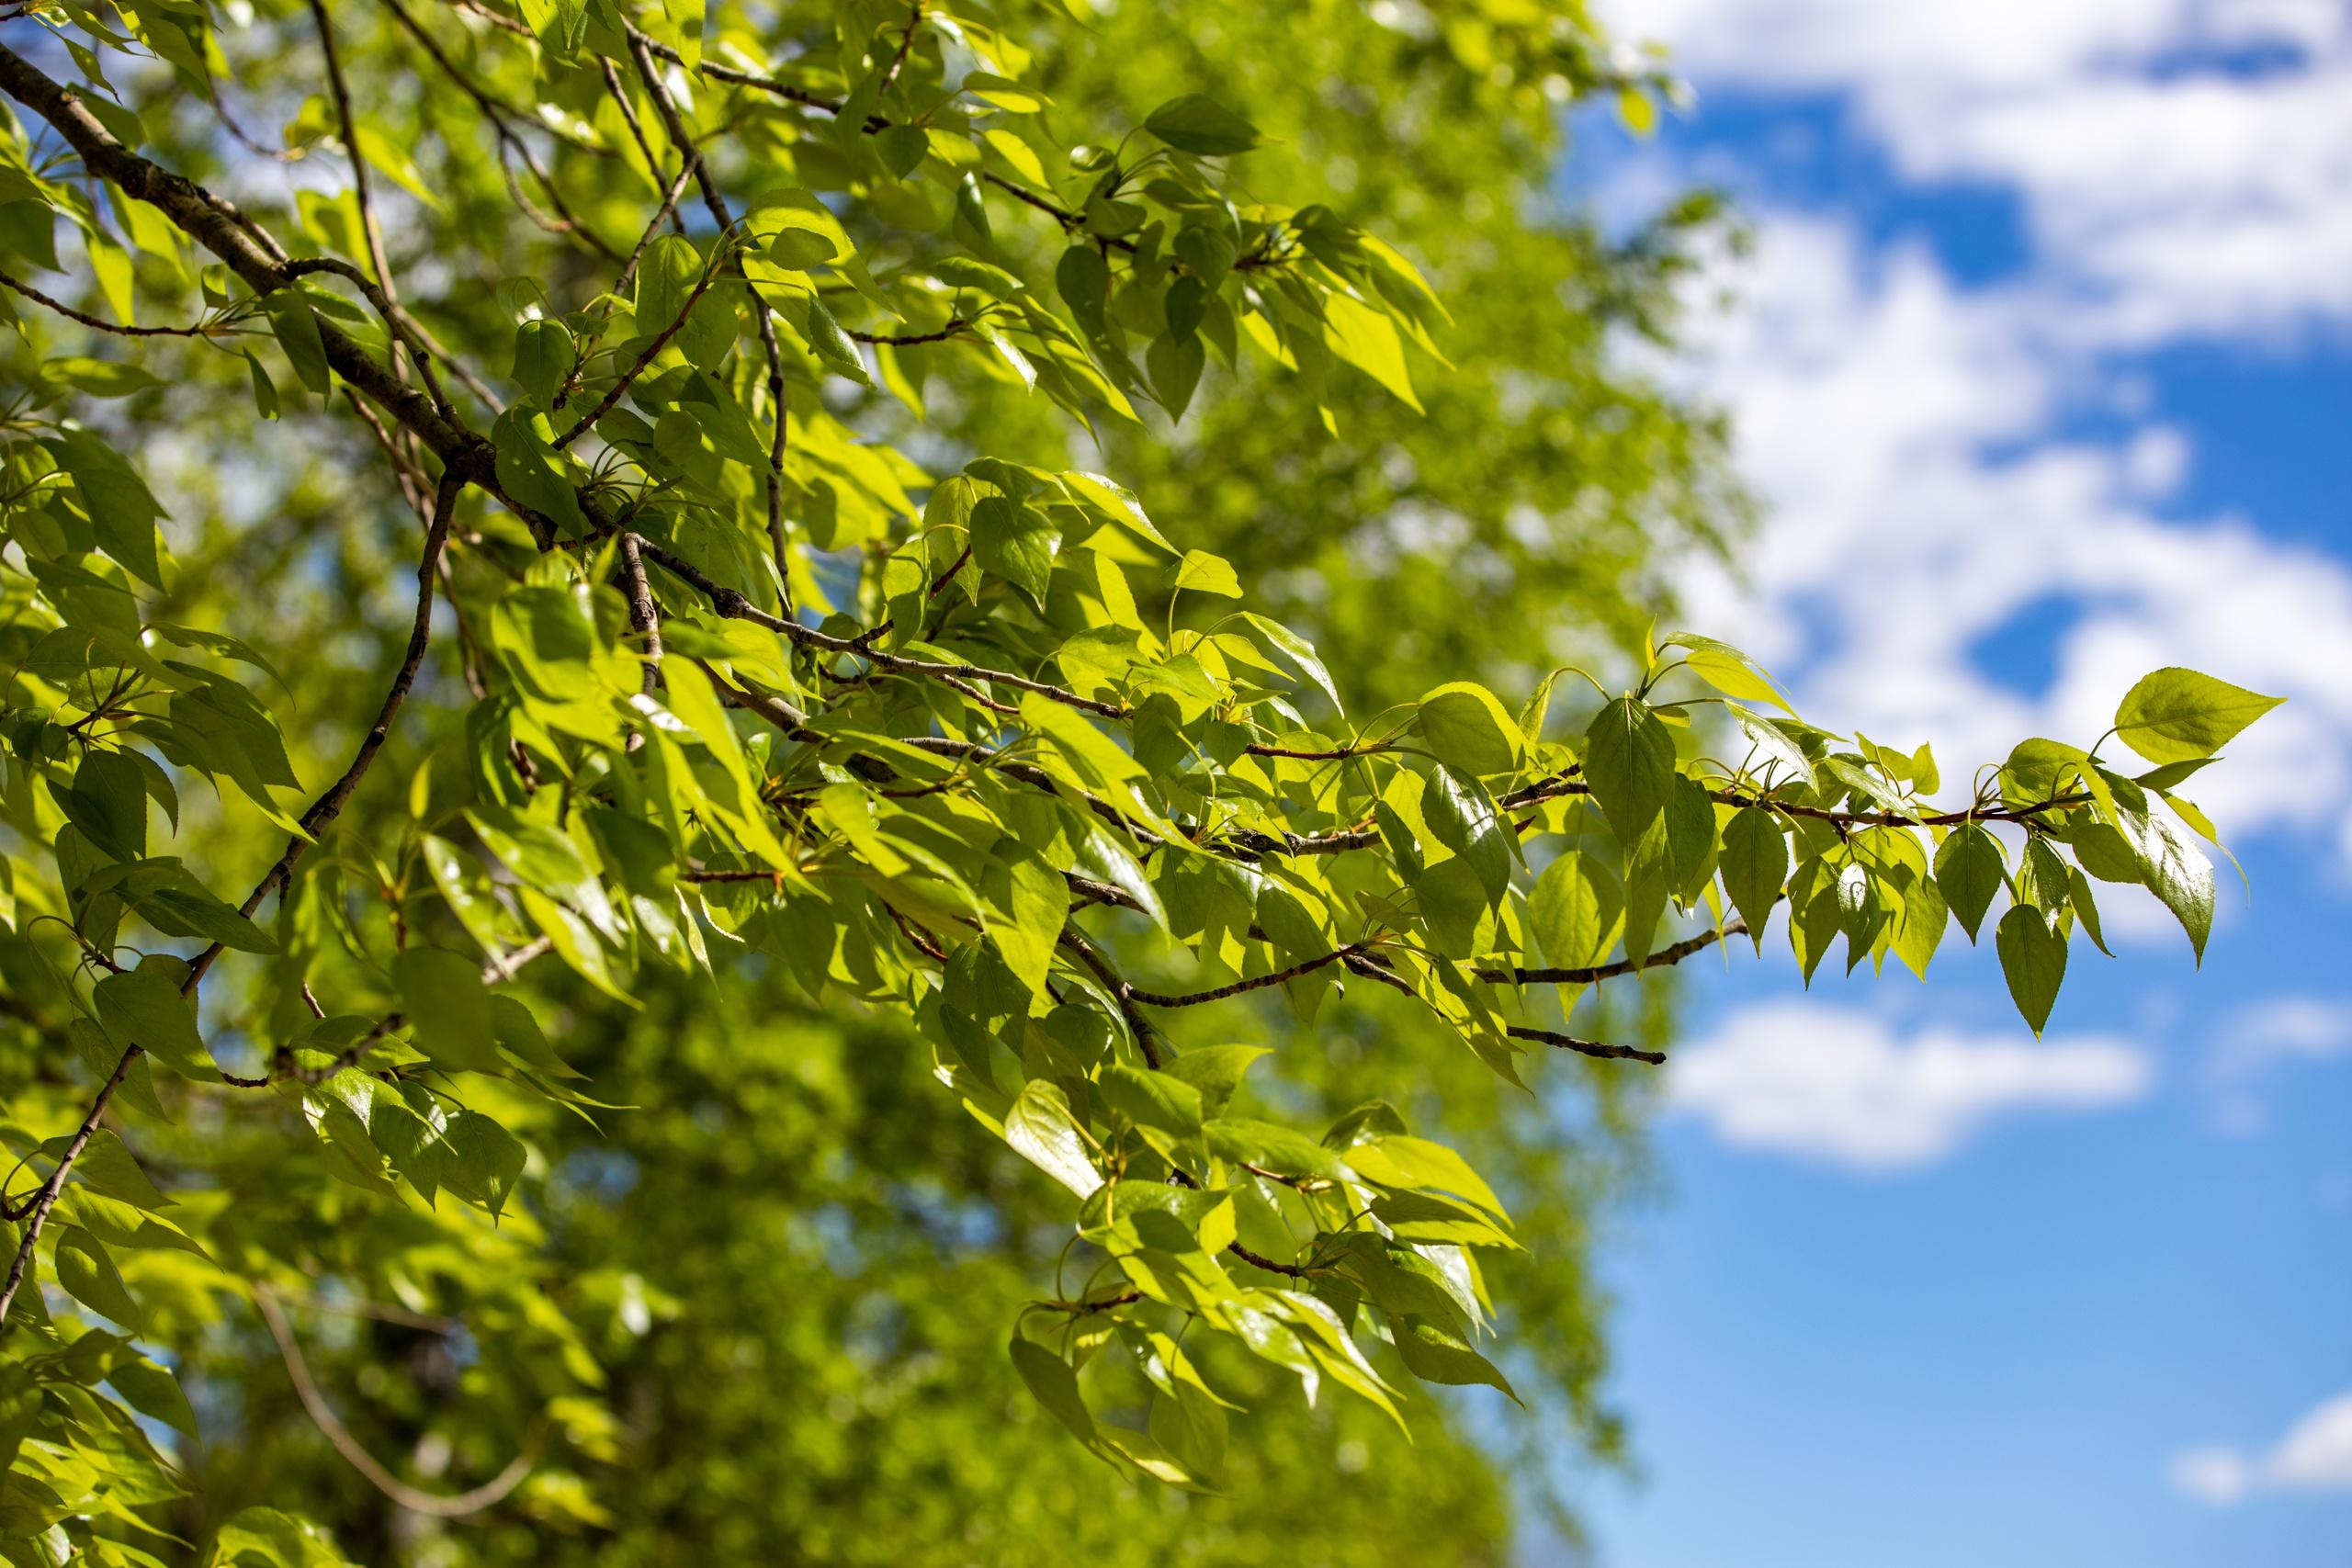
<box><xmin>1</xmin><ymin>265</ymin><xmax>222</xmax><ymax>336</ymax></box>
<box><xmin>623</xmin><ymin>28</ymin><xmax>795</xmax><ymax>611</ymax></box>
<box><xmin>555</xmin><ymin>247</ymin><xmax>723</xmax><ymax>446</ymax></box>
<box><xmin>187</xmin><ymin>471</ymin><xmax>462</xmax><ymax>988</ymax></box>
<box><xmin>253</xmin><ymin>1286</ymin><xmax>540</xmax><ymax>1517</ymax></box>
<box><xmin>1504</xmin><ymin>1027</ymin><xmax>1666</xmax><ymax>1066</ymax></box>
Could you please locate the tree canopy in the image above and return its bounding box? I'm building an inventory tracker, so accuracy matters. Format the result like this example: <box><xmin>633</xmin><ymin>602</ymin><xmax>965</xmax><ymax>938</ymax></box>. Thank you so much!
<box><xmin>0</xmin><ymin>0</ymin><xmax>2278</xmax><ymax>1562</ymax></box>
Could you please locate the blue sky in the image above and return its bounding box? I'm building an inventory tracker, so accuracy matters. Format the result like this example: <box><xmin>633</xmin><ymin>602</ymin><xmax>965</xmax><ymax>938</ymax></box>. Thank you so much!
<box><xmin>1539</xmin><ymin>6</ymin><xmax>2352</xmax><ymax>1563</ymax></box>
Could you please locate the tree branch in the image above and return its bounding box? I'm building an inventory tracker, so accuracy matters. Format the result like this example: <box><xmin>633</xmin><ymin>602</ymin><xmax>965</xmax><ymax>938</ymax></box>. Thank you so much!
<box><xmin>1</xmin><ymin>265</ymin><xmax>224</xmax><ymax>336</ymax></box>
<box><xmin>623</xmin><ymin>28</ymin><xmax>795</xmax><ymax>611</ymax></box>
<box><xmin>1503</xmin><ymin>1027</ymin><xmax>1666</xmax><ymax>1066</ymax></box>
<box><xmin>187</xmin><ymin>472</ymin><xmax>462</xmax><ymax>988</ymax></box>
<box><xmin>253</xmin><ymin>1285</ymin><xmax>541</xmax><ymax>1517</ymax></box>
<box><xmin>1127</xmin><ymin>945</ymin><xmax>1363</xmax><ymax>1009</ymax></box>
<box><xmin>0</xmin><ymin>41</ymin><xmax>491</xmax><ymax>476</ymax></box>
<box><xmin>555</xmin><ymin>244</ymin><xmax>724</xmax><ymax>446</ymax></box>
<box><xmin>1484</xmin><ymin>920</ymin><xmax>1746</xmax><ymax>986</ymax></box>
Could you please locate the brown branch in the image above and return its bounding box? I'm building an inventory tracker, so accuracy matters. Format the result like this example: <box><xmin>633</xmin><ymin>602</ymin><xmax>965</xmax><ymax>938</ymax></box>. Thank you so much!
<box><xmin>379</xmin><ymin>0</ymin><xmax>622</xmax><ymax>262</ymax></box>
<box><xmin>1504</xmin><ymin>1027</ymin><xmax>1666</xmax><ymax>1066</ymax></box>
<box><xmin>379</xmin><ymin>0</ymin><xmax>609</xmax><ymax>158</ymax></box>
<box><xmin>307</xmin><ymin>0</ymin><xmax>403</xmax><ymax>377</ymax></box>
<box><xmin>604</xmin><ymin>146</ymin><xmax>699</xmax><ymax>308</ymax></box>
<box><xmin>628</xmin><ymin>536</ymin><xmax>1129</xmax><ymax>719</ymax></box>
<box><xmin>613</xmin><ymin>29</ymin><xmax>1276</xmax><ymax>273</ymax></box>
<box><xmin>617</xmin><ymin>532</ymin><xmax>662</xmax><ymax>696</ymax></box>
<box><xmin>843</xmin><ymin>318</ymin><xmax>969</xmax><ymax>345</ymax></box>
<box><xmin>1243</xmin><ymin>739</ymin><xmax>1396</xmax><ymax>761</ymax></box>
<box><xmin>279</xmin><ymin>254</ymin><xmax>497</xmax><ymax>415</ymax></box>
<box><xmin>187</xmin><ymin>472</ymin><xmax>462</xmax><ymax>988</ymax></box>
<box><xmin>0</xmin><ymin>1041</ymin><xmax>143</xmax><ymax>1325</ymax></box>
<box><xmin>0</xmin><ymin>43</ymin><xmax>491</xmax><ymax>475</ymax></box>
<box><xmin>623</xmin><ymin>28</ymin><xmax>795</xmax><ymax>611</ymax></box>
<box><xmin>1056</xmin><ymin>925</ymin><xmax>1160</xmax><ymax>1069</ymax></box>
<box><xmin>877</xmin><ymin>1</ymin><xmax>922</xmax><ymax>96</ymax></box>
<box><xmin>1485</xmin><ymin>920</ymin><xmax>1746</xmax><ymax>986</ymax></box>
<box><xmin>253</xmin><ymin>1286</ymin><xmax>540</xmax><ymax>1517</ymax></box>
<box><xmin>598</xmin><ymin>54</ymin><xmax>684</xmax><ymax>239</ymax></box>
<box><xmin>1127</xmin><ymin>945</ymin><xmax>1362</xmax><ymax>1009</ymax></box>
<box><xmin>1273</xmin><ymin>774</ymin><xmax>2090</xmax><ymax>856</ymax></box>
<box><xmin>1226</xmin><ymin>1241</ymin><xmax>1315</xmax><ymax>1279</ymax></box>
<box><xmin>555</xmin><ymin>246</ymin><xmax>723</xmax><ymax>446</ymax></box>
<box><xmin>1</xmin><ymin>265</ymin><xmax>223</xmax><ymax>336</ymax></box>
<box><xmin>226</xmin><ymin>936</ymin><xmax>557</xmax><ymax>1089</ymax></box>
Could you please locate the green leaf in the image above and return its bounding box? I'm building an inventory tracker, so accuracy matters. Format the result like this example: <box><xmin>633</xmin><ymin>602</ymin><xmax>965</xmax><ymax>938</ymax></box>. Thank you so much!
<box><xmin>438</xmin><ymin>1109</ymin><xmax>527</xmax><ymax>1219</ymax></box>
<box><xmin>107</xmin><ymin>1356</ymin><xmax>198</xmax><ymax>1438</ymax></box>
<box><xmin>1098</xmin><ymin>1062</ymin><xmax>1204</xmax><ymax>1137</ymax></box>
<box><xmin>2112</xmin><ymin>668</ymin><xmax>2282</xmax><ymax>766</ymax></box>
<box><xmin>1204</xmin><ymin>1117</ymin><xmax>1351</xmax><ymax>1182</ymax></box>
<box><xmin>1160</xmin><ymin>1044</ymin><xmax>1267</xmax><ymax>1114</ymax></box>
<box><xmin>638</xmin><ymin>239</ymin><xmax>704</xmax><ymax>333</ymax></box>
<box><xmin>1171</xmin><ymin>549</ymin><xmax>1242</xmax><ymax>599</ymax></box>
<box><xmin>1392</xmin><ymin>1315</ymin><xmax>1518</xmax><ymax>1400</ymax></box>
<box><xmin>1934</xmin><ymin>824</ymin><xmax>2004</xmax><ymax>942</ymax></box>
<box><xmin>1345</xmin><ymin>1135</ymin><xmax>1509</xmax><ymax>1224</ymax></box>
<box><xmin>1416</xmin><ymin>682</ymin><xmax>1521</xmax><ymax>776</ymax></box>
<box><xmin>49</xmin><ymin>427</ymin><xmax>166</xmax><ymax>587</ymax></box>
<box><xmin>970</xmin><ymin>495</ymin><xmax>1057</xmax><ymax>608</ymax></box>
<box><xmin>510</xmin><ymin>318</ymin><xmax>573</xmax><ymax>408</ymax></box>
<box><xmin>1238</xmin><ymin>614</ymin><xmax>1341</xmax><ymax>713</ymax></box>
<box><xmin>391</xmin><ymin>947</ymin><xmax>502</xmax><ymax>1071</ymax></box>
<box><xmin>1421</xmin><ymin>765</ymin><xmax>1510</xmax><ymax>903</ymax></box>
<box><xmin>1718</xmin><ymin>807</ymin><xmax>1786</xmax><ymax>950</ymax></box>
<box><xmin>42</xmin><ymin>1129</ymin><xmax>169</xmax><ymax>1211</ymax></box>
<box><xmin>95</xmin><ymin>960</ymin><xmax>214</xmax><ymax>1079</ymax></box>
<box><xmin>876</xmin><ymin>123</ymin><xmax>930</xmax><ymax>178</ymax></box>
<box><xmin>1143</xmin><ymin>94</ymin><xmax>1263</xmax><ymax>156</ymax></box>
<box><xmin>1322</xmin><ymin>293</ymin><xmax>1420</xmax><ymax>412</ymax></box>
<box><xmin>139</xmin><ymin>874</ymin><xmax>278</xmax><ymax>954</ymax></box>
<box><xmin>1057</xmin><ymin>244</ymin><xmax>1111</xmax><ymax>334</ymax></box>
<box><xmin>48</xmin><ymin>356</ymin><xmax>164</xmax><ymax>398</ymax></box>
<box><xmin>210</xmin><ymin>1506</ymin><xmax>356</xmax><ymax>1568</ymax></box>
<box><xmin>2120</xmin><ymin>803</ymin><xmax>2215</xmax><ymax>962</ymax></box>
<box><xmin>1003</xmin><ymin>1079</ymin><xmax>1103</xmax><ymax>1197</ymax></box>
<box><xmin>1995</xmin><ymin>904</ymin><xmax>2067</xmax><ymax>1035</ymax></box>
<box><xmin>490</xmin><ymin>408</ymin><xmax>589</xmax><ymax>538</ymax></box>
<box><xmin>1582</xmin><ymin>697</ymin><xmax>1675</xmax><ymax>861</ymax></box>
<box><xmin>58</xmin><ymin>748</ymin><xmax>148</xmax><ymax>860</ymax></box>
<box><xmin>1010</xmin><ymin>1338</ymin><xmax>1097</xmax><ymax>1441</ymax></box>
<box><xmin>54</xmin><ymin>1227</ymin><xmax>142</xmax><ymax>1329</ymax></box>
<box><xmin>1148</xmin><ymin>329</ymin><xmax>1205</xmax><ymax>417</ymax></box>
<box><xmin>1528</xmin><ymin>851</ymin><xmax>1623</xmax><ymax>970</ymax></box>
<box><xmin>263</xmin><ymin>290</ymin><xmax>332</xmax><ymax>395</ymax></box>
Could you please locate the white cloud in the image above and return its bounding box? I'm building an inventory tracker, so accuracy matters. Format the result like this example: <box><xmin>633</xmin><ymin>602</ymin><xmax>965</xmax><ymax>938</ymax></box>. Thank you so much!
<box><xmin>1593</xmin><ymin>3</ymin><xmax>2352</xmax><ymax>873</ymax></box>
<box><xmin>2215</xmin><ymin>995</ymin><xmax>2352</xmax><ymax>1077</ymax></box>
<box><xmin>1666</xmin><ymin>1001</ymin><xmax>2153</xmax><ymax>1169</ymax></box>
<box><xmin>1656</xmin><ymin>211</ymin><xmax>2352</xmax><ymax>867</ymax></box>
<box><xmin>1617</xmin><ymin>0</ymin><xmax>2352</xmax><ymax>344</ymax></box>
<box><xmin>2173</xmin><ymin>1391</ymin><xmax>2352</xmax><ymax>1505</ymax></box>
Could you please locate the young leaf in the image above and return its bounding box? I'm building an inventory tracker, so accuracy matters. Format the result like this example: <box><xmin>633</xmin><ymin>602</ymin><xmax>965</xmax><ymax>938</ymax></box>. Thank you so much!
<box><xmin>1528</xmin><ymin>852</ymin><xmax>1623</xmax><ymax>970</ymax></box>
<box><xmin>2112</xmin><ymin>668</ymin><xmax>2282</xmax><ymax>766</ymax></box>
<box><xmin>1719</xmin><ymin>807</ymin><xmax>1786</xmax><ymax>950</ymax></box>
<box><xmin>1003</xmin><ymin>1080</ymin><xmax>1104</xmax><ymax>1198</ymax></box>
<box><xmin>1995</xmin><ymin>905</ymin><xmax>2068</xmax><ymax>1036</ymax></box>
<box><xmin>1143</xmin><ymin>95</ymin><xmax>1263</xmax><ymax>156</ymax></box>
<box><xmin>1934</xmin><ymin>825</ymin><xmax>2004</xmax><ymax>942</ymax></box>
<box><xmin>1416</xmin><ymin>682</ymin><xmax>1521</xmax><ymax>776</ymax></box>
<box><xmin>1582</xmin><ymin>697</ymin><xmax>1675</xmax><ymax>861</ymax></box>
